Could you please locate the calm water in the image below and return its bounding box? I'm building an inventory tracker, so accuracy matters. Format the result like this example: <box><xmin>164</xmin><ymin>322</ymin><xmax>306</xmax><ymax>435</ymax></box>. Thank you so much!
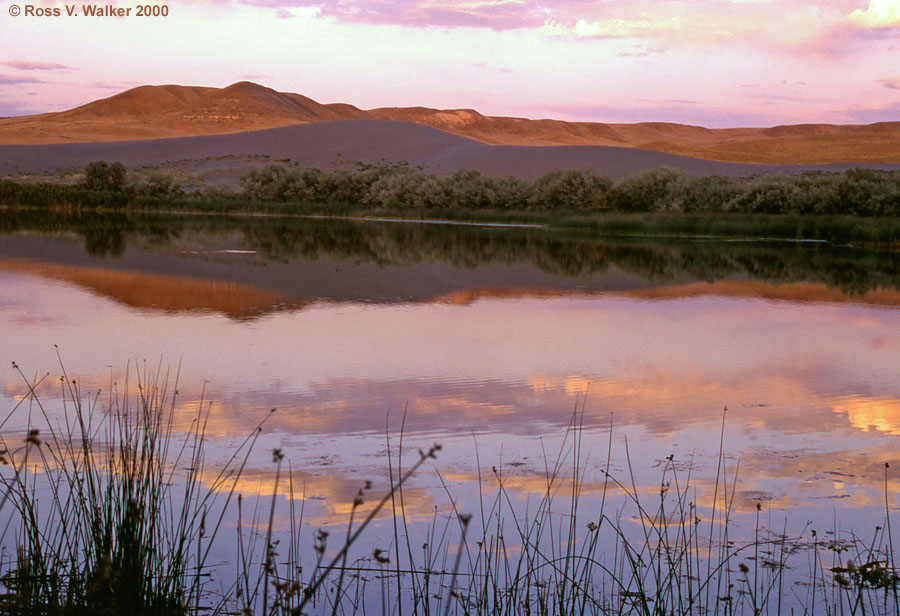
<box><xmin>2</xmin><ymin>210</ymin><xmax>900</xmax><ymax>610</ymax></box>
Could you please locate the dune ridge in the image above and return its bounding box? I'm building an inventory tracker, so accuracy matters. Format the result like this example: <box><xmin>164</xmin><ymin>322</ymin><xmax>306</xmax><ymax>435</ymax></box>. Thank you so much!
<box><xmin>5</xmin><ymin>119</ymin><xmax>900</xmax><ymax>182</ymax></box>
<box><xmin>2</xmin><ymin>81</ymin><xmax>899</xmax><ymax>164</ymax></box>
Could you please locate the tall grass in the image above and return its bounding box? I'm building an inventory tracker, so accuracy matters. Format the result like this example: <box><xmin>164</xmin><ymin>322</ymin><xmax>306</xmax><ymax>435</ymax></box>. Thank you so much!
<box><xmin>1</xmin><ymin>365</ymin><xmax>898</xmax><ymax>615</ymax></box>
<box><xmin>0</xmin><ymin>358</ymin><xmax>268</xmax><ymax>614</ymax></box>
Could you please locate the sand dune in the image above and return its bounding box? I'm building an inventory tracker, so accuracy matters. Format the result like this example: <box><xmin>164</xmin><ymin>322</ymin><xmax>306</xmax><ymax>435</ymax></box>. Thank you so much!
<box><xmin>6</xmin><ymin>255</ymin><xmax>899</xmax><ymax>324</ymax></box>
<box><xmin>2</xmin><ymin>119</ymin><xmax>899</xmax><ymax>183</ymax></box>
<box><xmin>0</xmin><ymin>82</ymin><xmax>354</xmax><ymax>144</ymax></box>
<box><xmin>435</xmin><ymin>282</ymin><xmax>900</xmax><ymax>307</ymax></box>
<box><xmin>0</xmin><ymin>259</ymin><xmax>304</xmax><ymax>319</ymax></box>
<box><xmin>1</xmin><ymin>82</ymin><xmax>899</xmax><ymax>164</ymax></box>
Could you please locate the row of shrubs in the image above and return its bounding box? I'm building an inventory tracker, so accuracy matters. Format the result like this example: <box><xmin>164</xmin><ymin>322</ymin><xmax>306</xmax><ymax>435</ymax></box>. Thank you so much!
<box><xmin>237</xmin><ymin>164</ymin><xmax>900</xmax><ymax>216</ymax></box>
<box><xmin>0</xmin><ymin>161</ymin><xmax>181</xmax><ymax>209</ymax></box>
<box><xmin>3</xmin><ymin>160</ymin><xmax>900</xmax><ymax>217</ymax></box>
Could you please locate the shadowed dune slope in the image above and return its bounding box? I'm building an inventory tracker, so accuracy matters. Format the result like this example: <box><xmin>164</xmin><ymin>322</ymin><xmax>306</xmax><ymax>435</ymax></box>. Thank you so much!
<box><xmin>6</xmin><ymin>256</ymin><xmax>900</xmax><ymax>324</ymax></box>
<box><xmin>3</xmin><ymin>120</ymin><xmax>900</xmax><ymax>182</ymax></box>
<box><xmin>0</xmin><ymin>120</ymin><xmax>900</xmax><ymax>179</ymax></box>
<box><xmin>1</xmin><ymin>82</ymin><xmax>899</xmax><ymax>164</ymax></box>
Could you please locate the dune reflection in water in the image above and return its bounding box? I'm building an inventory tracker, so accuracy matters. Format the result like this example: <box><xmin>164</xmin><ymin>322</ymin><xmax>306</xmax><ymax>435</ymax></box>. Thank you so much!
<box><xmin>2</xmin><ymin>220</ymin><xmax>900</xmax><ymax>612</ymax></box>
<box><xmin>2</xmin><ymin>265</ymin><xmax>899</xmax><ymax>524</ymax></box>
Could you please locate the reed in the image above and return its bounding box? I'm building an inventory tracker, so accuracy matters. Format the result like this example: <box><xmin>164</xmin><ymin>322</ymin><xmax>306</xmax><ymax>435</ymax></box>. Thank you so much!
<box><xmin>1</xmin><ymin>364</ymin><xmax>898</xmax><ymax>615</ymax></box>
<box><xmin>0</xmin><ymin>357</ymin><xmax>268</xmax><ymax>615</ymax></box>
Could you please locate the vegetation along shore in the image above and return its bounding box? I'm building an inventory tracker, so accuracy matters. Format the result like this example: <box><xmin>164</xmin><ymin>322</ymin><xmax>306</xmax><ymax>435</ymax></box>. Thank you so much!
<box><xmin>3</xmin><ymin>160</ymin><xmax>900</xmax><ymax>246</ymax></box>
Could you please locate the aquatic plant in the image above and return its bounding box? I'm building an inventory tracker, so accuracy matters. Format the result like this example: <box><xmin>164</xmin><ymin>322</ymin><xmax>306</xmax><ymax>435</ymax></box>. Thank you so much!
<box><xmin>1</xmin><ymin>362</ymin><xmax>898</xmax><ymax>615</ymax></box>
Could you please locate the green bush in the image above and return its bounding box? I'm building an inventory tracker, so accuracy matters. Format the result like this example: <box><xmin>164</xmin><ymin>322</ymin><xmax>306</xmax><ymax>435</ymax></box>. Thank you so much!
<box><xmin>606</xmin><ymin>167</ymin><xmax>690</xmax><ymax>212</ymax></box>
<box><xmin>529</xmin><ymin>169</ymin><xmax>612</xmax><ymax>210</ymax></box>
<box><xmin>81</xmin><ymin>161</ymin><xmax>128</xmax><ymax>192</ymax></box>
<box><xmin>5</xmin><ymin>160</ymin><xmax>900</xmax><ymax>220</ymax></box>
<box><xmin>136</xmin><ymin>171</ymin><xmax>183</xmax><ymax>198</ymax></box>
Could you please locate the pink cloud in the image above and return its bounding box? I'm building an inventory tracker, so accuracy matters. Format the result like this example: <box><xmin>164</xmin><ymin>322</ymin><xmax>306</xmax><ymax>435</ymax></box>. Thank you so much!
<box><xmin>0</xmin><ymin>74</ymin><xmax>45</xmax><ymax>85</ymax></box>
<box><xmin>0</xmin><ymin>100</ymin><xmax>41</xmax><ymax>116</ymax></box>
<box><xmin>472</xmin><ymin>62</ymin><xmax>513</xmax><ymax>74</ymax></box>
<box><xmin>83</xmin><ymin>81</ymin><xmax>142</xmax><ymax>90</ymax></box>
<box><xmin>234</xmin><ymin>0</ymin><xmax>551</xmax><ymax>29</ymax></box>
<box><xmin>538</xmin><ymin>0</ymin><xmax>893</xmax><ymax>60</ymax></box>
<box><xmin>176</xmin><ymin>0</ymin><xmax>897</xmax><ymax>57</ymax></box>
<box><xmin>799</xmin><ymin>25</ymin><xmax>899</xmax><ymax>59</ymax></box>
<box><xmin>877</xmin><ymin>78</ymin><xmax>900</xmax><ymax>90</ymax></box>
<box><xmin>1</xmin><ymin>60</ymin><xmax>74</xmax><ymax>71</ymax></box>
<box><xmin>844</xmin><ymin>100</ymin><xmax>900</xmax><ymax>123</ymax></box>
<box><xmin>535</xmin><ymin>102</ymin><xmax>786</xmax><ymax>129</ymax></box>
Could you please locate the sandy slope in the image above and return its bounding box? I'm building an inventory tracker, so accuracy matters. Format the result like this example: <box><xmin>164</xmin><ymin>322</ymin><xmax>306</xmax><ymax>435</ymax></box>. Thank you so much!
<box><xmin>3</xmin><ymin>120</ymin><xmax>900</xmax><ymax>183</ymax></box>
<box><xmin>1</xmin><ymin>82</ymin><xmax>899</xmax><ymax>164</ymax></box>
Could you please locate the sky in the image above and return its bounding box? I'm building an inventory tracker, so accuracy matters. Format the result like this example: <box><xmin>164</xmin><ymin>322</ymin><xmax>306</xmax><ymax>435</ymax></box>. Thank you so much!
<box><xmin>0</xmin><ymin>0</ymin><xmax>898</xmax><ymax>127</ymax></box>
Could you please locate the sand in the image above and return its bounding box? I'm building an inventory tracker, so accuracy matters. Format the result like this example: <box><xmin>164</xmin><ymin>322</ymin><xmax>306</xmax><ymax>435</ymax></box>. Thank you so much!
<box><xmin>1</xmin><ymin>82</ymin><xmax>899</xmax><ymax>165</ymax></box>
<box><xmin>2</xmin><ymin>120</ymin><xmax>899</xmax><ymax>184</ymax></box>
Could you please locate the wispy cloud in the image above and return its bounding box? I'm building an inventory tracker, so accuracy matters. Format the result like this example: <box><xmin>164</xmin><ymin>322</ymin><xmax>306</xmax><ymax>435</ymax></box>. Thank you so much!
<box><xmin>83</xmin><ymin>81</ymin><xmax>141</xmax><ymax>90</ymax></box>
<box><xmin>635</xmin><ymin>98</ymin><xmax>704</xmax><ymax>106</ymax></box>
<box><xmin>0</xmin><ymin>74</ymin><xmax>45</xmax><ymax>85</ymax></box>
<box><xmin>472</xmin><ymin>62</ymin><xmax>512</xmax><ymax>74</ymax></box>
<box><xmin>235</xmin><ymin>0</ymin><xmax>543</xmax><ymax>29</ymax></box>
<box><xmin>181</xmin><ymin>0</ymin><xmax>900</xmax><ymax>57</ymax></box>
<box><xmin>803</xmin><ymin>23</ymin><xmax>899</xmax><ymax>59</ymax></box>
<box><xmin>876</xmin><ymin>78</ymin><xmax>900</xmax><ymax>90</ymax></box>
<box><xmin>1</xmin><ymin>60</ymin><xmax>74</xmax><ymax>71</ymax></box>
<box><xmin>0</xmin><ymin>99</ymin><xmax>40</xmax><ymax>116</ymax></box>
<box><xmin>843</xmin><ymin>100</ymin><xmax>900</xmax><ymax>123</ymax></box>
<box><xmin>539</xmin><ymin>1</ymin><xmax>859</xmax><ymax>52</ymax></box>
<box><xmin>535</xmin><ymin>102</ymin><xmax>784</xmax><ymax>128</ymax></box>
<box><xmin>617</xmin><ymin>44</ymin><xmax>666</xmax><ymax>59</ymax></box>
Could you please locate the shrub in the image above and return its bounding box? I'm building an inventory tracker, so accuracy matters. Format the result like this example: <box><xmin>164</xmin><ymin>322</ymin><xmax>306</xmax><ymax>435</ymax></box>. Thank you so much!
<box><xmin>137</xmin><ymin>171</ymin><xmax>183</xmax><ymax>198</ymax></box>
<box><xmin>529</xmin><ymin>169</ymin><xmax>612</xmax><ymax>210</ymax></box>
<box><xmin>240</xmin><ymin>165</ymin><xmax>292</xmax><ymax>201</ymax></box>
<box><xmin>81</xmin><ymin>161</ymin><xmax>128</xmax><ymax>193</ymax></box>
<box><xmin>606</xmin><ymin>167</ymin><xmax>690</xmax><ymax>212</ymax></box>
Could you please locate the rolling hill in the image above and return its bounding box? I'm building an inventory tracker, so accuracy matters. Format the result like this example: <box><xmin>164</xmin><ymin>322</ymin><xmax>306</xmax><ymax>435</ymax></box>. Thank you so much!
<box><xmin>5</xmin><ymin>120</ymin><xmax>899</xmax><ymax>183</ymax></box>
<box><xmin>1</xmin><ymin>81</ymin><xmax>899</xmax><ymax>165</ymax></box>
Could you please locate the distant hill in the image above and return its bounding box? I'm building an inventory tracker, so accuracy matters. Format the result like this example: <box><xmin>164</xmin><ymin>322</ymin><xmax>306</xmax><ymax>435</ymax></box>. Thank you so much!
<box><xmin>1</xmin><ymin>81</ymin><xmax>899</xmax><ymax>164</ymax></box>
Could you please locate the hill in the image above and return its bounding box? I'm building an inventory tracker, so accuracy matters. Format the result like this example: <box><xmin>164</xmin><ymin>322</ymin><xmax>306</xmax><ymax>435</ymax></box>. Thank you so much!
<box><xmin>1</xmin><ymin>82</ymin><xmax>899</xmax><ymax>164</ymax></box>
<box><xmin>5</xmin><ymin>120</ymin><xmax>900</xmax><ymax>184</ymax></box>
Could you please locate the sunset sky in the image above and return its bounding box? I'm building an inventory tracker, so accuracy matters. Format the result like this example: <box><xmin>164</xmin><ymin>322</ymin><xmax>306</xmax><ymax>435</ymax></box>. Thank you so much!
<box><xmin>0</xmin><ymin>0</ymin><xmax>898</xmax><ymax>127</ymax></box>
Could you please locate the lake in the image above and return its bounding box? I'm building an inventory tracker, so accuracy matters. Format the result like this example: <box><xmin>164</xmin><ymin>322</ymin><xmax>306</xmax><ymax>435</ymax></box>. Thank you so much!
<box><xmin>2</xmin><ymin>210</ymin><xmax>900</xmax><ymax>613</ymax></box>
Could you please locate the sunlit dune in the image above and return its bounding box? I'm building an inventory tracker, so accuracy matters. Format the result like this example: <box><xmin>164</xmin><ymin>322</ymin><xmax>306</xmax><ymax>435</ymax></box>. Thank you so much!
<box><xmin>0</xmin><ymin>259</ymin><xmax>303</xmax><ymax>319</ymax></box>
<box><xmin>7</xmin><ymin>257</ymin><xmax>900</xmax><ymax>326</ymax></box>
<box><xmin>434</xmin><ymin>287</ymin><xmax>589</xmax><ymax>305</ymax></box>
<box><xmin>433</xmin><ymin>281</ymin><xmax>900</xmax><ymax>307</ymax></box>
<box><xmin>0</xmin><ymin>82</ymin><xmax>351</xmax><ymax>145</ymax></box>
<box><xmin>1</xmin><ymin>82</ymin><xmax>900</xmax><ymax>164</ymax></box>
<box><xmin>626</xmin><ymin>280</ymin><xmax>900</xmax><ymax>306</ymax></box>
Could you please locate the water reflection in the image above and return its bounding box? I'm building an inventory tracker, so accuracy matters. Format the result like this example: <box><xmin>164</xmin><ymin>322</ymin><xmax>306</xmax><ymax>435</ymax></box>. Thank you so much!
<box><xmin>2</xmin><ymin>210</ymin><xmax>900</xmax><ymax>611</ymax></box>
<box><xmin>3</xmin><ymin>209</ymin><xmax>900</xmax><ymax>304</ymax></box>
<box><xmin>2</xmin><ymin>274</ymin><xmax>898</xmax><ymax>509</ymax></box>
